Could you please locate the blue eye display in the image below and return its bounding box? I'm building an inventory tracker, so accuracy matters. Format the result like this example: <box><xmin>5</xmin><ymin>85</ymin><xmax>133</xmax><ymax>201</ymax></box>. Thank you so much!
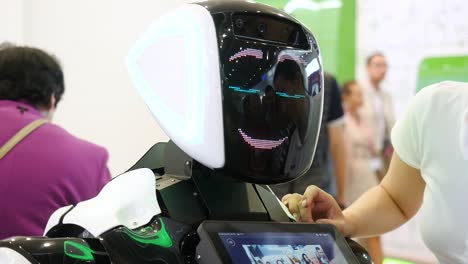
<box><xmin>275</xmin><ymin>92</ymin><xmax>305</xmax><ymax>99</ymax></box>
<box><xmin>228</xmin><ymin>85</ymin><xmax>305</xmax><ymax>99</ymax></box>
<box><xmin>229</xmin><ymin>86</ymin><xmax>260</xmax><ymax>94</ymax></box>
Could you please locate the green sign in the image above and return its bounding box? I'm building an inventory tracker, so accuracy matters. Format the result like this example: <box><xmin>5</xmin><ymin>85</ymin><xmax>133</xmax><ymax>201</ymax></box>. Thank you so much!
<box><xmin>255</xmin><ymin>0</ymin><xmax>356</xmax><ymax>84</ymax></box>
<box><xmin>417</xmin><ymin>55</ymin><xmax>468</xmax><ymax>92</ymax></box>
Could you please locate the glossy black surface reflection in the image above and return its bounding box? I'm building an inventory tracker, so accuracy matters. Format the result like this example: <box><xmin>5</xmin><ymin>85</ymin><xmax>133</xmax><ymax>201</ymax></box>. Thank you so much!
<box><xmin>205</xmin><ymin>5</ymin><xmax>324</xmax><ymax>184</ymax></box>
<box><xmin>0</xmin><ymin>236</ymin><xmax>109</xmax><ymax>263</ymax></box>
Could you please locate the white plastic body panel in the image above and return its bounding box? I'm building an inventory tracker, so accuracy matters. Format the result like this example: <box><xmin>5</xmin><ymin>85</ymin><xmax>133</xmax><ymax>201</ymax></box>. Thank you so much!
<box><xmin>46</xmin><ymin>168</ymin><xmax>161</xmax><ymax>237</ymax></box>
<box><xmin>0</xmin><ymin>248</ymin><xmax>31</xmax><ymax>264</ymax></box>
<box><xmin>127</xmin><ymin>4</ymin><xmax>225</xmax><ymax>169</ymax></box>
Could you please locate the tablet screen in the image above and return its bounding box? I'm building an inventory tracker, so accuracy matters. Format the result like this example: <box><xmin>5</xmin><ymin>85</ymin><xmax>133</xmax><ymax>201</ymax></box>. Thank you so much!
<box><xmin>218</xmin><ymin>232</ymin><xmax>345</xmax><ymax>264</ymax></box>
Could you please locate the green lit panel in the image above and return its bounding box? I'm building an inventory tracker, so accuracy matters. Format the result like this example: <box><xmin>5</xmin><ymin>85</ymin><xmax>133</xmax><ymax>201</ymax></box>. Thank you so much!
<box><xmin>255</xmin><ymin>0</ymin><xmax>356</xmax><ymax>83</ymax></box>
<box><xmin>416</xmin><ymin>55</ymin><xmax>468</xmax><ymax>92</ymax></box>
<box><xmin>64</xmin><ymin>241</ymin><xmax>95</xmax><ymax>261</ymax></box>
<box><xmin>124</xmin><ymin>218</ymin><xmax>173</xmax><ymax>248</ymax></box>
<box><xmin>383</xmin><ymin>258</ymin><xmax>415</xmax><ymax>264</ymax></box>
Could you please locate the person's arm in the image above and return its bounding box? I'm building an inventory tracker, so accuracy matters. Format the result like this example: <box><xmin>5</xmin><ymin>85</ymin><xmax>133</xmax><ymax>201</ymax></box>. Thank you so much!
<box><xmin>342</xmin><ymin>153</ymin><xmax>424</xmax><ymax>237</ymax></box>
<box><xmin>327</xmin><ymin>124</ymin><xmax>346</xmax><ymax>205</ymax></box>
<box><xmin>283</xmin><ymin>84</ymin><xmax>434</xmax><ymax>238</ymax></box>
<box><xmin>282</xmin><ymin>153</ymin><xmax>425</xmax><ymax>237</ymax></box>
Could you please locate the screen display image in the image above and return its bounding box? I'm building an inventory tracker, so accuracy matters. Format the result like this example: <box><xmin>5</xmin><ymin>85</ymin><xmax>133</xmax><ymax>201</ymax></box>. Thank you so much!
<box><xmin>218</xmin><ymin>232</ymin><xmax>345</xmax><ymax>264</ymax></box>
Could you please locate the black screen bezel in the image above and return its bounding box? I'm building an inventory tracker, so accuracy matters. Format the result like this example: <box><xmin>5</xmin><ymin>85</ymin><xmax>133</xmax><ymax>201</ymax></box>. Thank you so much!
<box><xmin>198</xmin><ymin>221</ymin><xmax>360</xmax><ymax>263</ymax></box>
<box><xmin>231</xmin><ymin>12</ymin><xmax>310</xmax><ymax>49</ymax></box>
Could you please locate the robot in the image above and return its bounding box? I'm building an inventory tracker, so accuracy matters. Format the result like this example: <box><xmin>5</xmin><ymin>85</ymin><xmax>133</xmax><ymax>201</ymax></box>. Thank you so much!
<box><xmin>0</xmin><ymin>1</ymin><xmax>371</xmax><ymax>263</ymax></box>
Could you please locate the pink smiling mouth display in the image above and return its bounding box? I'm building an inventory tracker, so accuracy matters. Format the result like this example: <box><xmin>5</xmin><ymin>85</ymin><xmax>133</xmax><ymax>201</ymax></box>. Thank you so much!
<box><xmin>238</xmin><ymin>129</ymin><xmax>288</xmax><ymax>150</ymax></box>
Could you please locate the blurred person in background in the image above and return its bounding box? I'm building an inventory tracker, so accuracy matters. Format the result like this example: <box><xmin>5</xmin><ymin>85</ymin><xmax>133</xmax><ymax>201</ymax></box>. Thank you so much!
<box><xmin>342</xmin><ymin>80</ymin><xmax>382</xmax><ymax>264</ymax></box>
<box><xmin>0</xmin><ymin>44</ymin><xmax>111</xmax><ymax>239</ymax></box>
<box><xmin>360</xmin><ymin>52</ymin><xmax>395</xmax><ymax>180</ymax></box>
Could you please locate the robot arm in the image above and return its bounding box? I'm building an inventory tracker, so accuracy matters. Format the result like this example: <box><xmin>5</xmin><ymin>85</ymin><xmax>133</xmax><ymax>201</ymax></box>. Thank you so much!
<box><xmin>45</xmin><ymin>168</ymin><xmax>161</xmax><ymax>237</ymax></box>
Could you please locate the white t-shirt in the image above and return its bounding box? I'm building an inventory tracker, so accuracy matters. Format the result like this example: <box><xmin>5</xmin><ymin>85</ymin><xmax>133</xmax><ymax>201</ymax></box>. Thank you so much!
<box><xmin>391</xmin><ymin>81</ymin><xmax>468</xmax><ymax>263</ymax></box>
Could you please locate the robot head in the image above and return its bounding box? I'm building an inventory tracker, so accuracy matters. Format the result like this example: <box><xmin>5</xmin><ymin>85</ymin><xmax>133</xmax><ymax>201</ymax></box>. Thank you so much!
<box><xmin>127</xmin><ymin>0</ymin><xmax>323</xmax><ymax>184</ymax></box>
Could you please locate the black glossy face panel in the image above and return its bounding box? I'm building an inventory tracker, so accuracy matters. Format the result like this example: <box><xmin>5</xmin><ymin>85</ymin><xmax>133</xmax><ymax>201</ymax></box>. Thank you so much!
<box><xmin>199</xmin><ymin>1</ymin><xmax>324</xmax><ymax>184</ymax></box>
<box><xmin>199</xmin><ymin>1</ymin><xmax>323</xmax><ymax>184</ymax></box>
<box><xmin>0</xmin><ymin>237</ymin><xmax>108</xmax><ymax>263</ymax></box>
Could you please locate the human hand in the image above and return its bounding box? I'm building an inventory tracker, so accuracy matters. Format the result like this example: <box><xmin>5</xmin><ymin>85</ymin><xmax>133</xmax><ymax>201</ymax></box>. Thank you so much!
<box><xmin>282</xmin><ymin>186</ymin><xmax>351</xmax><ymax>236</ymax></box>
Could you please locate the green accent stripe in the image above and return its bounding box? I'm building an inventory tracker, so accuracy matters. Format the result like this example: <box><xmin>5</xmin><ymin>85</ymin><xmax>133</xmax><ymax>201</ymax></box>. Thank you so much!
<box><xmin>64</xmin><ymin>241</ymin><xmax>95</xmax><ymax>261</ymax></box>
<box><xmin>124</xmin><ymin>218</ymin><xmax>173</xmax><ymax>248</ymax></box>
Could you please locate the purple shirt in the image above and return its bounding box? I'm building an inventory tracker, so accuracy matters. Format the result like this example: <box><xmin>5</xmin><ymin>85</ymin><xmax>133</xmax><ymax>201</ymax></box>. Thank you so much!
<box><xmin>0</xmin><ymin>100</ymin><xmax>111</xmax><ymax>239</ymax></box>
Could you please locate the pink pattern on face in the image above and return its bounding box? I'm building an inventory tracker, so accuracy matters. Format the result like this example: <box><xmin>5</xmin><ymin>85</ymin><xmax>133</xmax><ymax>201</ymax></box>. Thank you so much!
<box><xmin>278</xmin><ymin>54</ymin><xmax>307</xmax><ymax>65</ymax></box>
<box><xmin>238</xmin><ymin>129</ymin><xmax>288</xmax><ymax>150</ymax></box>
<box><xmin>229</xmin><ymin>48</ymin><xmax>263</xmax><ymax>61</ymax></box>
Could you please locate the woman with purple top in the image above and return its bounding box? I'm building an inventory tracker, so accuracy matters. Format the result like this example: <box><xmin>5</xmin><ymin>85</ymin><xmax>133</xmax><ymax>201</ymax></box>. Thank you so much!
<box><xmin>0</xmin><ymin>44</ymin><xmax>111</xmax><ymax>239</ymax></box>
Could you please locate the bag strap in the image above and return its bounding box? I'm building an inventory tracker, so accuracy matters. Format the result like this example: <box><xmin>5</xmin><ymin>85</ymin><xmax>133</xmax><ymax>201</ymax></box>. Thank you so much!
<box><xmin>0</xmin><ymin>119</ymin><xmax>48</xmax><ymax>160</ymax></box>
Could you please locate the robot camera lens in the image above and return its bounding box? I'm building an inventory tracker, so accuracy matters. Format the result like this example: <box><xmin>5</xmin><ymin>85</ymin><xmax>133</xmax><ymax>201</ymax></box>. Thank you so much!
<box><xmin>258</xmin><ymin>23</ymin><xmax>267</xmax><ymax>34</ymax></box>
<box><xmin>235</xmin><ymin>18</ymin><xmax>244</xmax><ymax>28</ymax></box>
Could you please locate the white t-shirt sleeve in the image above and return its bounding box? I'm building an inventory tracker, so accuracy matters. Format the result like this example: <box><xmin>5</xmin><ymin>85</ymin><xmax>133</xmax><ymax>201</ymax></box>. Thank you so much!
<box><xmin>391</xmin><ymin>86</ymin><xmax>437</xmax><ymax>169</ymax></box>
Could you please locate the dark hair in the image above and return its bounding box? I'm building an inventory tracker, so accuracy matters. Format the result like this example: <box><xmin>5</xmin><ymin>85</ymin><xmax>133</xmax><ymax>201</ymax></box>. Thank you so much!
<box><xmin>0</xmin><ymin>45</ymin><xmax>64</xmax><ymax>108</ymax></box>
<box><xmin>342</xmin><ymin>80</ymin><xmax>357</xmax><ymax>96</ymax></box>
<box><xmin>366</xmin><ymin>51</ymin><xmax>385</xmax><ymax>66</ymax></box>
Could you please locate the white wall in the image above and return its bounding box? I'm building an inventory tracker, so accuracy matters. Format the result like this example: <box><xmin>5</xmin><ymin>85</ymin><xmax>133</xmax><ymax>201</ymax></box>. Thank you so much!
<box><xmin>0</xmin><ymin>0</ymin><xmax>23</xmax><ymax>43</ymax></box>
<box><xmin>16</xmin><ymin>0</ymin><xmax>200</xmax><ymax>175</ymax></box>
<box><xmin>357</xmin><ymin>0</ymin><xmax>468</xmax><ymax>119</ymax></box>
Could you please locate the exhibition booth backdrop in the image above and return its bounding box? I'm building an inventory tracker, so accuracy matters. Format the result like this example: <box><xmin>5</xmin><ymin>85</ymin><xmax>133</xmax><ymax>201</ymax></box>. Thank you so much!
<box><xmin>2</xmin><ymin>0</ymin><xmax>468</xmax><ymax>263</ymax></box>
